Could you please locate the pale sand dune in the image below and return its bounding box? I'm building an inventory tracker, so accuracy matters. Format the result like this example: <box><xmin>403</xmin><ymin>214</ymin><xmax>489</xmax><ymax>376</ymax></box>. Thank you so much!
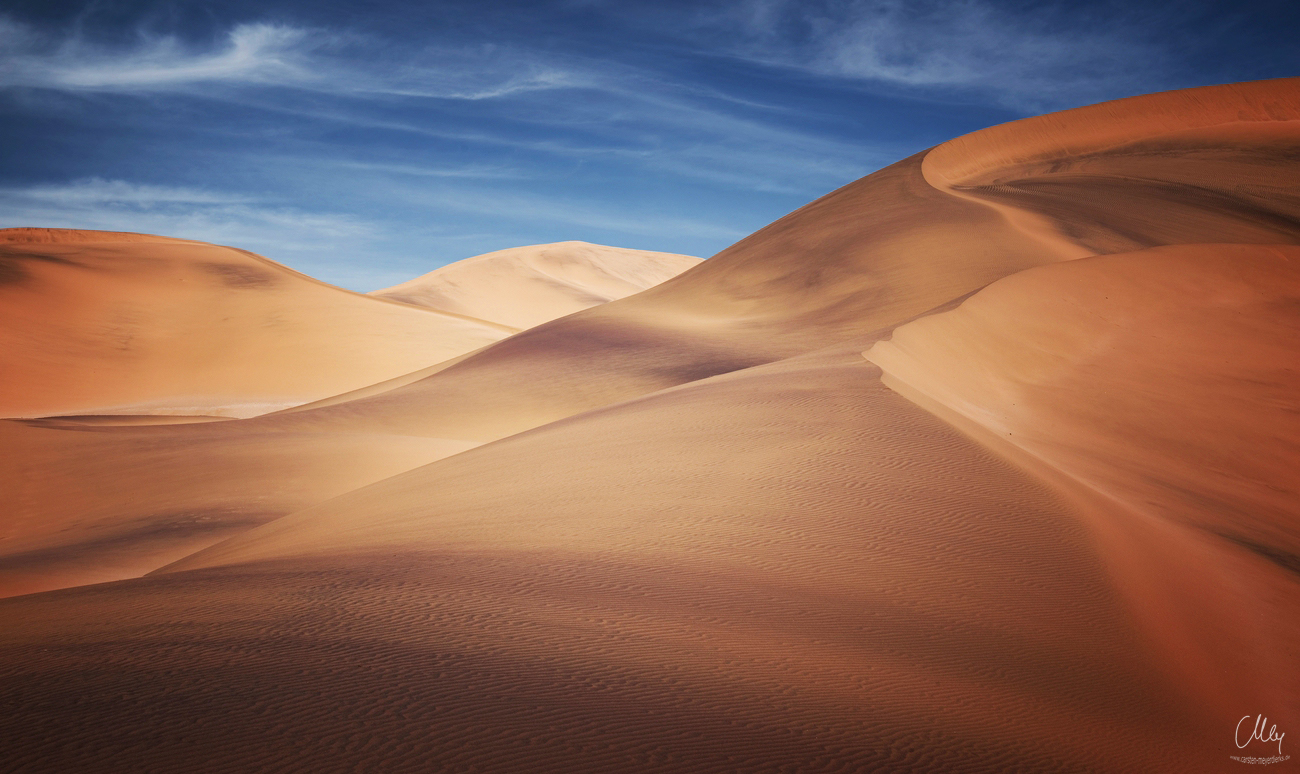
<box><xmin>370</xmin><ymin>241</ymin><xmax>701</xmax><ymax>329</ymax></box>
<box><xmin>1</xmin><ymin>80</ymin><xmax>1299</xmax><ymax>772</ymax></box>
<box><xmin>4</xmin><ymin>349</ymin><xmax>1219</xmax><ymax>771</ymax></box>
<box><xmin>866</xmin><ymin>244</ymin><xmax>1300</xmax><ymax>555</ymax></box>
<box><xmin>0</xmin><ymin>228</ymin><xmax>513</xmax><ymax>419</ymax></box>
<box><xmin>236</xmin><ymin>81</ymin><xmax>1300</xmax><ymax>445</ymax></box>
<box><xmin>865</xmin><ymin>243</ymin><xmax>1300</xmax><ymax>717</ymax></box>
<box><xmin>0</xmin><ymin>241</ymin><xmax>698</xmax><ymax>596</ymax></box>
<box><xmin>232</xmin><ymin>149</ymin><xmax>1070</xmax><ymax>442</ymax></box>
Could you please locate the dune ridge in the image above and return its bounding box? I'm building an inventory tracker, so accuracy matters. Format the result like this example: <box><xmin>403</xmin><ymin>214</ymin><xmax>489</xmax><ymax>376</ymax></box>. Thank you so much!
<box><xmin>371</xmin><ymin>241</ymin><xmax>702</xmax><ymax>329</ymax></box>
<box><xmin>0</xmin><ymin>229</ymin><xmax>516</xmax><ymax>419</ymax></box>
<box><xmin>0</xmin><ymin>237</ymin><xmax>702</xmax><ymax>597</ymax></box>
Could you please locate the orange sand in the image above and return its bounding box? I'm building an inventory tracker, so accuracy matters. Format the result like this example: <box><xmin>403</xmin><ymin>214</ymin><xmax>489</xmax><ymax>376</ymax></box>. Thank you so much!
<box><xmin>0</xmin><ymin>228</ymin><xmax>513</xmax><ymax>419</ymax></box>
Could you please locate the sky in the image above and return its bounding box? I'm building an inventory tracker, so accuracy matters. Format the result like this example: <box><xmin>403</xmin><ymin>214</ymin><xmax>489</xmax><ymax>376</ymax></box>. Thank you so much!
<box><xmin>0</xmin><ymin>0</ymin><xmax>1297</xmax><ymax>290</ymax></box>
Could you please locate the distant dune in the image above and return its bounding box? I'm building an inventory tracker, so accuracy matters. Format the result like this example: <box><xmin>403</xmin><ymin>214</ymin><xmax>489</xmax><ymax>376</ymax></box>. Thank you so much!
<box><xmin>1</xmin><ymin>79</ymin><xmax>1298</xmax><ymax>773</ymax></box>
<box><xmin>370</xmin><ymin>241</ymin><xmax>701</xmax><ymax>329</ymax></box>
<box><xmin>0</xmin><ymin>228</ymin><xmax>514</xmax><ymax>419</ymax></box>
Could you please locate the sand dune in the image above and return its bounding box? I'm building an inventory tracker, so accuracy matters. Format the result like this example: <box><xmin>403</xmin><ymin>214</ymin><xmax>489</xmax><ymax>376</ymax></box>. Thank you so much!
<box><xmin>0</xmin><ymin>228</ymin><xmax>513</xmax><ymax>419</ymax></box>
<box><xmin>0</xmin><ymin>236</ymin><xmax>699</xmax><ymax>596</ymax></box>
<box><xmin>234</xmin><ymin>81</ymin><xmax>1298</xmax><ymax>447</ymax></box>
<box><xmin>0</xmin><ymin>417</ymin><xmax>474</xmax><ymax>598</ymax></box>
<box><xmin>8</xmin><ymin>347</ymin><xmax>1221</xmax><ymax>771</ymax></box>
<box><xmin>2</xmin><ymin>79</ymin><xmax>1298</xmax><ymax>772</ymax></box>
<box><xmin>371</xmin><ymin>241</ymin><xmax>701</xmax><ymax>329</ymax></box>
<box><xmin>865</xmin><ymin>243</ymin><xmax>1300</xmax><ymax>714</ymax></box>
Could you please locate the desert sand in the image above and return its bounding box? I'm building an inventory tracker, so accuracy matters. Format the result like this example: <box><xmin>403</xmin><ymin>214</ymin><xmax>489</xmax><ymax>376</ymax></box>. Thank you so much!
<box><xmin>0</xmin><ymin>228</ymin><xmax>517</xmax><ymax>419</ymax></box>
<box><xmin>1</xmin><ymin>78</ymin><xmax>1298</xmax><ymax>772</ymax></box>
<box><xmin>0</xmin><ymin>238</ymin><xmax>698</xmax><ymax>597</ymax></box>
<box><xmin>370</xmin><ymin>241</ymin><xmax>702</xmax><ymax>329</ymax></box>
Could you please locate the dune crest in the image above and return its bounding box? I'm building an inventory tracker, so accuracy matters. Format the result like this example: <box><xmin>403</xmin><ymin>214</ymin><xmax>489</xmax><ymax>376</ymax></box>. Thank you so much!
<box><xmin>924</xmin><ymin>78</ymin><xmax>1300</xmax><ymax>186</ymax></box>
<box><xmin>0</xmin><ymin>229</ymin><xmax>516</xmax><ymax>419</ymax></box>
<box><xmin>371</xmin><ymin>241</ymin><xmax>701</xmax><ymax>329</ymax></box>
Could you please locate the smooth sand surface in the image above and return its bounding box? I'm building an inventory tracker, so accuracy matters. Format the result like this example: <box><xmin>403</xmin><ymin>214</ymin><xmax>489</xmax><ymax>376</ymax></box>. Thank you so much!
<box><xmin>371</xmin><ymin>241</ymin><xmax>701</xmax><ymax>329</ymax></box>
<box><xmin>0</xmin><ymin>418</ymin><xmax>476</xmax><ymax>598</ymax></box>
<box><xmin>0</xmin><ymin>228</ymin><xmax>514</xmax><ymax>419</ymax></box>
<box><xmin>866</xmin><ymin>243</ymin><xmax>1300</xmax><ymax>722</ymax></box>
<box><xmin>2</xmin><ymin>78</ymin><xmax>1298</xmax><ymax>772</ymax></box>
<box><xmin>0</xmin><ymin>236</ymin><xmax>700</xmax><ymax>597</ymax></box>
<box><xmin>7</xmin><ymin>349</ymin><xmax>1221</xmax><ymax>772</ymax></box>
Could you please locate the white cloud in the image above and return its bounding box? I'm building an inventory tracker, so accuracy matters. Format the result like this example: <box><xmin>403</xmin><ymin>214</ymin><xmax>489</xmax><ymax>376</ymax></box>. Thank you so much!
<box><xmin>0</xmin><ymin>178</ymin><xmax>374</xmax><ymax>252</ymax></box>
<box><xmin>17</xmin><ymin>177</ymin><xmax>257</xmax><ymax>205</ymax></box>
<box><xmin>698</xmin><ymin>0</ymin><xmax>1171</xmax><ymax>110</ymax></box>
<box><xmin>0</xmin><ymin>15</ymin><xmax>895</xmax><ymax>196</ymax></box>
<box><xmin>321</xmin><ymin>160</ymin><xmax>528</xmax><ymax>180</ymax></box>
<box><xmin>0</xmin><ymin>17</ymin><xmax>582</xmax><ymax>99</ymax></box>
<box><xmin>0</xmin><ymin>22</ymin><xmax>313</xmax><ymax>90</ymax></box>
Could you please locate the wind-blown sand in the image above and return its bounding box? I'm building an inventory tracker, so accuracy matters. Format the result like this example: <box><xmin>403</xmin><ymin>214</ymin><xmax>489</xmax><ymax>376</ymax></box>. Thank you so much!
<box><xmin>1</xmin><ymin>78</ymin><xmax>1298</xmax><ymax>772</ymax></box>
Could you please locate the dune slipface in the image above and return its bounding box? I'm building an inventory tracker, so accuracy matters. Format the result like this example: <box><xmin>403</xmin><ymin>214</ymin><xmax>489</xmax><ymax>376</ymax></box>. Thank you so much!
<box><xmin>1</xmin><ymin>78</ymin><xmax>1298</xmax><ymax>773</ymax></box>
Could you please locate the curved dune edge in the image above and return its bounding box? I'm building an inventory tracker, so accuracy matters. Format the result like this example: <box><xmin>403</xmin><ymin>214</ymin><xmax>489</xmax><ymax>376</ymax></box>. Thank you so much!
<box><xmin>0</xmin><ymin>227</ymin><xmax>202</xmax><ymax>244</ymax></box>
<box><xmin>923</xmin><ymin>77</ymin><xmax>1300</xmax><ymax>186</ymax></box>
<box><xmin>370</xmin><ymin>241</ymin><xmax>701</xmax><ymax>330</ymax></box>
<box><xmin>0</xmin><ymin>229</ymin><xmax>517</xmax><ymax>419</ymax></box>
<box><xmin>920</xmin><ymin>78</ymin><xmax>1300</xmax><ymax>263</ymax></box>
<box><xmin>863</xmin><ymin>243</ymin><xmax>1300</xmax><ymax>718</ymax></box>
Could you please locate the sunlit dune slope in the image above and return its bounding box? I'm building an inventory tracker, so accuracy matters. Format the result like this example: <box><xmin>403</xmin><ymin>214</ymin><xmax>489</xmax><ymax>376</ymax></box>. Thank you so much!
<box><xmin>370</xmin><ymin>241</ymin><xmax>701</xmax><ymax>329</ymax></box>
<box><xmin>865</xmin><ymin>243</ymin><xmax>1300</xmax><ymax>712</ymax></box>
<box><xmin>0</xmin><ymin>241</ymin><xmax>698</xmax><ymax>596</ymax></box>
<box><xmin>0</xmin><ymin>417</ymin><xmax>473</xmax><ymax>598</ymax></box>
<box><xmin>248</xmin><ymin>149</ymin><xmax>1069</xmax><ymax>441</ymax></box>
<box><xmin>866</xmin><ymin>243</ymin><xmax>1300</xmax><ymax>557</ymax></box>
<box><xmin>2</xmin><ymin>347</ymin><xmax>1226</xmax><ymax>772</ymax></box>
<box><xmin>251</xmin><ymin>79</ymin><xmax>1300</xmax><ymax>444</ymax></box>
<box><xmin>0</xmin><ymin>228</ymin><xmax>513</xmax><ymax>419</ymax></box>
<box><xmin>0</xmin><ymin>239</ymin><xmax>696</xmax><ymax>597</ymax></box>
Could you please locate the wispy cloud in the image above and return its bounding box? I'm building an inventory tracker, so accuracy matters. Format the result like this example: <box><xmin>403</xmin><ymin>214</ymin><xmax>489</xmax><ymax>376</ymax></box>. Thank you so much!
<box><xmin>16</xmin><ymin>177</ymin><xmax>257</xmax><ymax>205</ymax></box>
<box><xmin>691</xmin><ymin>0</ymin><xmax>1174</xmax><ymax>110</ymax></box>
<box><xmin>0</xmin><ymin>21</ymin><xmax>313</xmax><ymax>90</ymax></box>
<box><xmin>0</xmin><ymin>178</ymin><xmax>374</xmax><ymax>251</ymax></box>
<box><xmin>0</xmin><ymin>14</ymin><xmax>895</xmax><ymax>197</ymax></box>
<box><xmin>319</xmin><ymin>160</ymin><xmax>528</xmax><ymax>180</ymax></box>
<box><xmin>0</xmin><ymin>17</ymin><xmax>581</xmax><ymax>99</ymax></box>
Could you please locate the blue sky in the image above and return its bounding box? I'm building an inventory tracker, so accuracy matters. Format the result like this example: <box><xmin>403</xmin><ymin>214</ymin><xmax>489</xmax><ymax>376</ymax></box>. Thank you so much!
<box><xmin>1</xmin><ymin>0</ymin><xmax>1296</xmax><ymax>290</ymax></box>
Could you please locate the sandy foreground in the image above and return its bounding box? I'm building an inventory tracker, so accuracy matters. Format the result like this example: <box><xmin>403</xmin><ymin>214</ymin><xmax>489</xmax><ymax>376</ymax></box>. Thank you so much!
<box><xmin>1</xmin><ymin>78</ymin><xmax>1298</xmax><ymax>772</ymax></box>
